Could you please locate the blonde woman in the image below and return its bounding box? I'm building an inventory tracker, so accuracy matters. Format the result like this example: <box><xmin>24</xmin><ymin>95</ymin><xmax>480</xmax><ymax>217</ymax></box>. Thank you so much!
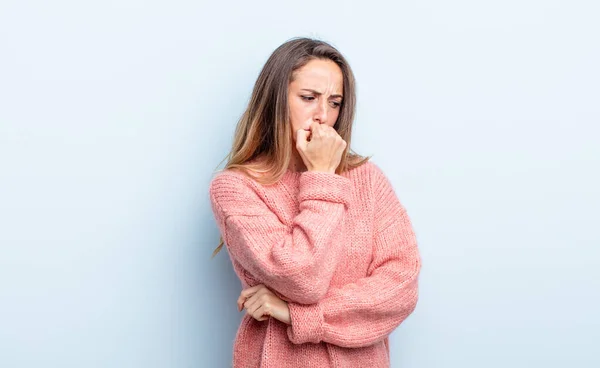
<box><xmin>209</xmin><ymin>37</ymin><xmax>421</xmax><ymax>368</ymax></box>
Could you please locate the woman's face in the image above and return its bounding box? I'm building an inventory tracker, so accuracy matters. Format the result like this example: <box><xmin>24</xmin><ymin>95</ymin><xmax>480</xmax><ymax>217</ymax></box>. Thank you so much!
<box><xmin>288</xmin><ymin>59</ymin><xmax>344</xmax><ymax>142</ymax></box>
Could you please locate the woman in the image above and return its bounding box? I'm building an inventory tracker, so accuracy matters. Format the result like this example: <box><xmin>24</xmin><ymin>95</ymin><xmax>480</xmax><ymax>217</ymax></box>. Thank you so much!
<box><xmin>209</xmin><ymin>37</ymin><xmax>421</xmax><ymax>368</ymax></box>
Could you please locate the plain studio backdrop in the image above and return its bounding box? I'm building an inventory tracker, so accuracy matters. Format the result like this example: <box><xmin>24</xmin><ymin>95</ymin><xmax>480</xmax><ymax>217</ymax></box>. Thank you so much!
<box><xmin>1</xmin><ymin>1</ymin><xmax>598</xmax><ymax>367</ymax></box>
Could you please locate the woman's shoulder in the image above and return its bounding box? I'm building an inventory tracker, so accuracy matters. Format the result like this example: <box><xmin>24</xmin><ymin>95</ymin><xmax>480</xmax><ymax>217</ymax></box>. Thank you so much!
<box><xmin>346</xmin><ymin>158</ymin><xmax>386</xmax><ymax>182</ymax></box>
<box><xmin>210</xmin><ymin>157</ymin><xmax>387</xmax><ymax>192</ymax></box>
<box><xmin>209</xmin><ymin>167</ymin><xmax>258</xmax><ymax>196</ymax></box>
<box><xmin>208</xmin><ymin>167</ymin><xmax>272</xmax><ymax>218</ymax></box>
<box><xmin>346</xmin><ymin>159</ymin><xmax>400</xmax><ymax>202</ymax></box>
<box><xmin>211</xmin><ymin>166</ymin><xmax>249</xmax><ymax>181</ymax></box>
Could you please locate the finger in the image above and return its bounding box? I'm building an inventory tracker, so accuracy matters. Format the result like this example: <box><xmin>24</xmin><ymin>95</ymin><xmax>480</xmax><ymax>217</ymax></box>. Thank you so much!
<box><xmin>327</xmin><ymin>126</ymin><xmax>341</xmax><ymax>139</ymax></box>
<box><xmin>245</xmin><ymin>295</ymin><xmax>264</xmax><ymax>319</ymax></box>
<box><xmin>240</xmin><ymin>284</ymin><xmax>263</xmax><ymax>298</ymax></box>
<box><xmin>245</xmin><ymin>308</ymin><xmax>268</xmax><ymax>322</ymax></box>
<box><xmin>237</xmin><ymin>293</ymin><xmax>249</xmax><ymax>311</ymax></box>
<box><xmin>248</xmin><ymin>300</ymin><xmax>271</xmax><ymax>322</ymax></box>
<box><xmin>243</xmin><ymin>288</ymin><xmax>266</xmax><ymax>312</ymax></box>
<box><xmin>238</xmin><ymin>293</ymin><xmax>250</xmax><ymax>311</ymax></box>
<box><xmin>254</xmin><ymin>304</ymin><xmax>270</xmax><ymax>321</ymax></box>
<box><xmin>296</xmin><ymin>129</ymin><xmax>309</xmax><ymax>151</ymax></box>
<box><xmin>238</xmin><ymin>284</ymin><xmax>264</xmax><ymax>311</ymax></box>
<box><xmin>310</xmin><ymin>122</ymin><xmax>322</xmax><ymax>138</ymax></box>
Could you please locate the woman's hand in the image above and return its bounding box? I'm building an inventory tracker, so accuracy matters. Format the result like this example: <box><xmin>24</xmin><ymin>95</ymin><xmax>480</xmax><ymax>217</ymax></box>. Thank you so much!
<box><xmin>296</xmin><ymin>122</ymin><xmax>347</xmax><ymax>174</ymax></box>
<box><xmin>237</xmin><ymin>284</ymin><xmax>291</xmax><ymax>325</ymax></box>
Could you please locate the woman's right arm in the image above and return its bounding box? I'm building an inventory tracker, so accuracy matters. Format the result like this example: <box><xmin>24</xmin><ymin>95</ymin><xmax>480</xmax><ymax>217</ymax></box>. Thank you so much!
<box><xmin>209</xmin><ymin>170</ymin><xmax>352</xmax><ymax>304</ymax></box>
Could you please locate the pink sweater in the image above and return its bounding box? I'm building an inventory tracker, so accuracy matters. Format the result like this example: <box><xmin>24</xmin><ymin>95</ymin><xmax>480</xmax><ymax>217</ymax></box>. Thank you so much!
<box><xmin>209</xmin><ymin>160</ymin><xmax>421</xmax><ymax>368</ymax></box>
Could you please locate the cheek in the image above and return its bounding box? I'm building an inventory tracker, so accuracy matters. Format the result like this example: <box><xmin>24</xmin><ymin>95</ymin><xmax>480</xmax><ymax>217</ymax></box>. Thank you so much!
<box><xmin>330</xmin><ymin>110</ymin><xmax>341</xmax><ymax>127</ymax></box>
<box><xmin>290</xmin><ymin>104</ymin><xmax>310</xmax><ymax>128</ymax></box>
<box><xmin>288</xmin><ymin>103</ymin><xmax>303</xmax><ymax>141</ymax></box>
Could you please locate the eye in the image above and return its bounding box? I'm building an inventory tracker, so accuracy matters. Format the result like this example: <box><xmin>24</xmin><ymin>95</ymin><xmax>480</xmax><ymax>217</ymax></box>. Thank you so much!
<box><xmin>331</xmin><ymin>101</ymin><xmax>341</xmax><ymax>108</ymax></box>
<box><xmin>301</xmin><ymin>95</ymin><xmax>315</xmax><ymax>101</ymax></box>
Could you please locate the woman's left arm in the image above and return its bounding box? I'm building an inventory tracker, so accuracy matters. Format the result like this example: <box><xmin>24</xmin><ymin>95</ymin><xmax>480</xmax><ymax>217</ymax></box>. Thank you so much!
<box><xmin>285</xmin><ymin>164</ymin><xmax>422</xmax><ymax>348</ymax></box>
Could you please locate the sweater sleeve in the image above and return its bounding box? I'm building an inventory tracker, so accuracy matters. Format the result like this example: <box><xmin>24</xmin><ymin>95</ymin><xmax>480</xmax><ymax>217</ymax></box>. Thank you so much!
<box><xmin>285</xmin><ymin>164</ymin><xmax>421</xmax><ymax>348</ymax></box>
<box><xmin>209</xmin><ymin>169</ymin><xmax>352</xmax><ymax>304</ymax></box>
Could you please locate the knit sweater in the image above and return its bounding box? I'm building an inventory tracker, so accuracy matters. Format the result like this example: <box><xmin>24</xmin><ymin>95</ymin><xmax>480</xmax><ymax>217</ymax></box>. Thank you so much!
<box><xmin>208</xmin><ymin>160</ymin><xmax>421</xmax><ymax>368</ymax></box>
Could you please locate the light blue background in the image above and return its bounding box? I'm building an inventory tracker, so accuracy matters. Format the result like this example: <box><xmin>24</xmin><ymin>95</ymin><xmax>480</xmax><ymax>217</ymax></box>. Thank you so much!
<box><xmin>1</xmin><ymin>1</ymin><xmax>598</xmax><ymax>367</ymax></box>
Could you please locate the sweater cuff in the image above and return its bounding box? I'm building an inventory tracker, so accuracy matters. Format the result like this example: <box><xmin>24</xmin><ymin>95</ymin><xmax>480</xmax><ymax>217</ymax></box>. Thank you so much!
<box><xmin>298</xmin><ymin>171</ymin><xmax>352</xmax><ymax>207</ymax></box>
<box><xmin>286</xmin><ymin>302</ymin><xmax>324</xmax><ymax>344</ymax></box>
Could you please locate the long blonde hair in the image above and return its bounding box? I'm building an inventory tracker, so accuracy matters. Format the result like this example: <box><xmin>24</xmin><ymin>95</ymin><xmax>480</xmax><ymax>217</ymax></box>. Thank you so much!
<box><xmin>211</xmin><ymin>37</ymin><xmax>371</xmax><ymax>258</ymax></box>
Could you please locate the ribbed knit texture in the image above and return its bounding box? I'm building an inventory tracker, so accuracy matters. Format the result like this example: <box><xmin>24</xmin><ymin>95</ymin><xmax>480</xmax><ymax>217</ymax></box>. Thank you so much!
<box><xmin>209</xmin><ymin>160</ymin><xmax>421</xmax><ymax>368</ymax></box>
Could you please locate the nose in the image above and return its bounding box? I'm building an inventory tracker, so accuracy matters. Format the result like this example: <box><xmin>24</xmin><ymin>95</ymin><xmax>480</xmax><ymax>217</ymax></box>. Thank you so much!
<box><xmin>313</xmin><ymin>99</ymin><xmax>329</xmax><ymax>124</ymax></box>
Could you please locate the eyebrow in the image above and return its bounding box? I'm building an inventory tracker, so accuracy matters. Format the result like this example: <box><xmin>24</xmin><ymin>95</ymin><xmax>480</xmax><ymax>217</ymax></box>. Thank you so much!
<box><xmin>301</xmin><ymin>88</ymin><xmax>343</xmax><ymax>99</ymax></box>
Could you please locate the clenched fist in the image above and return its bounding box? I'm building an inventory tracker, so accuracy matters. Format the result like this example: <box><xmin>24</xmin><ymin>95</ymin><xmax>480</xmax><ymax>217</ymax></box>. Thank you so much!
<box><xmin>238</xmin><ymin>284</ymin><xmax>291</xmax><ymax>325</ymax></box>
<box><xmin>295</xmin><ymin>122</ymin><xmax>347</xmax><ymax>174</ymax></box>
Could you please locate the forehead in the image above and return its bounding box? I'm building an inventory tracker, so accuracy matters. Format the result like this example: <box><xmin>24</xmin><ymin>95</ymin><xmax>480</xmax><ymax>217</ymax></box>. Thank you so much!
<box><xmin>291</xmin><ymin>59</ymin><xmax>343</xmax><ymax>92</ymax></box>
